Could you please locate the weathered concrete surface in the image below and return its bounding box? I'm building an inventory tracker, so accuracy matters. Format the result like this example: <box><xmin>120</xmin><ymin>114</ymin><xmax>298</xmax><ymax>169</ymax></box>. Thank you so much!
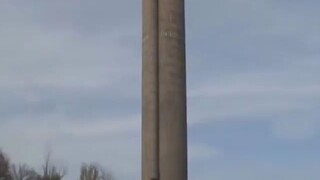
<box><xmin>158</xmin><ymin>0</ymin><xmax>187</xmax><ymax>180</ymax></box>
<box><xmin>142</xmin><ymin>0</ymin><xmax>159</xmax><ymax>180</ymax></box>
<box><xmin>142</xmin><ymin>0</ymin><xmax>187</xmax><ymax>180</ymax></box>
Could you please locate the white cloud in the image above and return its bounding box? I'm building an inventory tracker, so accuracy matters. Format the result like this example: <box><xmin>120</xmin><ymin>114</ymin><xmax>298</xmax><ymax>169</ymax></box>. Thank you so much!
<box><xmin>192</xmin><ymin>163</ymin><xmax>320</xmax><ymax>180</ymax></box>
<box><xmin>0</xmin><ymin>0</ymin><xmax>140</xmax><ymax>90</ymax></box>
<box><xmin>61</xmin><ymin>115</ymin><xmax>140</xmax><ymax>137</ymax></box>
<box><xmin>187</xmin><ymin>58</ymin><xmax>320</xmax><ymax>139</ymax></box>
<box><xmin>272</xmin><ymin>118</ymin><xmax>319</xmax><ymax>140</ymax></box>
<box><xmin>188</xmin><ymin>144</ymin><xmax>219</xmax><ymax>160</ymax></box>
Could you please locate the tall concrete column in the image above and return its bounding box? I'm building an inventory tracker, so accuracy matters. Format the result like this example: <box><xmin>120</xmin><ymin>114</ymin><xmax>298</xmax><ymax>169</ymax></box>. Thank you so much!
<box><xmin>142</xmin><ymin>0</ymin><xmax>159</xmax><ymax>180</ymax></box>
<box><xmin>158</xmin><ymin>0</ymin><xmax>187</xmax><ymax>180</ymax></box>
<box><xmin>142</xmin><ymin>0</ymin><xmax>187</xmax><ymax>180</ymax></box>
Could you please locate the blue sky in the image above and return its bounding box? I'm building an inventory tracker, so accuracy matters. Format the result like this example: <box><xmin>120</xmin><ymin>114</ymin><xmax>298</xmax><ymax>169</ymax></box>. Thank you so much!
<box><xmin>0</xmin><ymin>0</ymin><xmax>320</xmax><ymax>179</ymax></box>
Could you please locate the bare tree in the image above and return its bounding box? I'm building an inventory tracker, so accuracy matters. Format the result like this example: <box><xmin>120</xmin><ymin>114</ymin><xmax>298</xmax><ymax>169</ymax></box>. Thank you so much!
<box><xmin>10</xmin><ymin>164</ymin><xmax>40</xmax><ymax>180</ymax></box>
<box><xmin>39</xmin><ymin>151</ymin><xmax>66</xmax><ymax>180</ymax></box>
<box><xmin>80</xmin><ymin>163</ymin><xmax>113</xmax><ymax>180</ymax></box>
<box><xmin>1</xmin><ymin>149</ymin><xmax>116</xmax><ymax>180</ymax></box>
<box><xmin>0</xmin><ymin>150</ymin><xmax>11</xmax><ymax>180</ymax></box>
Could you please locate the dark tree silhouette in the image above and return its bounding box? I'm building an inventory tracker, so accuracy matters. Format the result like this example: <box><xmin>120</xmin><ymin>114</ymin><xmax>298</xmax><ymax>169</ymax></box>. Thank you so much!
<box><xmin>39</xmin><ymin>152</ymin><xmax>66</xmax><ymax>180</ymax></box>
<box><xmin>0</xmin><ymin>150</ymin><xmax>11</xmax><ymax>180</ymax></box>
<box><xmin>11</xmin><ymin>164</ymin><xmax>40</xmax><ymax>180</ymax></box>
<box><xmin>0</xmin><ymin>149</ymin><xmax>117</xmax><ymax>180</ymax></box>
<box><xmin>80</xmin><ymin>163</ymin><xmax>113</xmax><ymax>180</ymax></box>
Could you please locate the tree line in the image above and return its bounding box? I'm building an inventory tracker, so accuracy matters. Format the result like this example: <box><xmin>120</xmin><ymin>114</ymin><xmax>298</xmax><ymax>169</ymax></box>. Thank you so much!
<box><xmin>0</xmin><ymin>149</ymin><xmax>114</xmax><ymax>180</ymax></box>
